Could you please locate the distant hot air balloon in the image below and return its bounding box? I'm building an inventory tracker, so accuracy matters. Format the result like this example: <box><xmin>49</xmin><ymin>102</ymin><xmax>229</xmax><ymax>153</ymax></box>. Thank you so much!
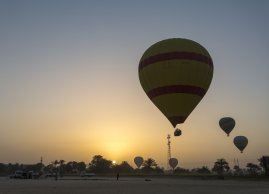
<box><xmin>233</xmin><ymin>136</ymin><xmax>248</xmax><ymax>153</ymax></box>
<box><xmin>134</xmin><ymin>156</ymin><xmax>144</xmax><ymax>168</ymax></box>
<box><xmin>219</xmin><ymin>117</ymin><xmax>235</xmax><ymax>136</ymax></box>
<box><xmin>139</xmin><ymin>38</ymin><xmax>214</xmax><ymax>135</ymax></box>
<box><xmin>169</xmin><ymin>158</ymin><xmax>178</xmax><ymax>169</ymax></box>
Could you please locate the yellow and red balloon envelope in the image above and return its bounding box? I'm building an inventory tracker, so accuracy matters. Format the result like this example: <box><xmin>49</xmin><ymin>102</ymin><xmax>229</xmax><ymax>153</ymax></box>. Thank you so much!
<box><xmin>139</xmin><ymin>38</ymin><xmax>214</xmax><ymax>127</ymax></box>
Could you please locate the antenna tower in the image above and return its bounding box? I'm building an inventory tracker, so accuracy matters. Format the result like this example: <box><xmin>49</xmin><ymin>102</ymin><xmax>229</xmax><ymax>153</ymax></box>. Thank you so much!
<box><xmin>167</xmin><ymin>134</ymin><xmax>171</xmax><ymax>170</ymax></box>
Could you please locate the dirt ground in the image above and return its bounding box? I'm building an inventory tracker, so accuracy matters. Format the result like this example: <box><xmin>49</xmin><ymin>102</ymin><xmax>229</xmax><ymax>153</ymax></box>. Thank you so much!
<box><xmin>0</xmin><ymin>176</ymin><xmax>269</xmax><ymax>194</ymax></box>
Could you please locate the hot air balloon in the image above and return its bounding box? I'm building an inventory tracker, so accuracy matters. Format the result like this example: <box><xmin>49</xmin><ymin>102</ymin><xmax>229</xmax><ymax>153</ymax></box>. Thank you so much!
<box><xmin>219</xmin><ymin>117</ymin><xmax>235</xmax><ymax>136</ymax></box>
<box><xmin>139</xmin><ymin>38</ymin><xmax>213</xmax><ymax>135</ymax></box>
<box><xmin>134</xmin><ymin>156</ymin><xmax>144</xmax><ymax>168</ymax></box>
<box><xmin>233</xmin><ymin>136</ymin><xmax>248</xmax><ymax>153</ymax></box>
<box><xmin>174</xmin><ymin>128</ymin><xmax>182</xmax><ymax>136</ymax></box>
<box><xmin>169</xmin><ymin>158</ymin><xmax>178</xmax><ymax>169</ymax></box>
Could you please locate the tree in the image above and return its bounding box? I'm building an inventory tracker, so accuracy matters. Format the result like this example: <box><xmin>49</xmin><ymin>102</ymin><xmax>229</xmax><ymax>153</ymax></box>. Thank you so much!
<box><xmin>62</xmin><ymin>161</ymin><xmax>74</xmax><ymax>173</ymax></box>
<box><xmin>44</xmin><ymin>163</ymin><xmax>54</xmax><ymax>173</ymax></box>
<box><xmin>21</xmin><ymin>163</ymin><xmax>44</xmax><ymax>173</ymax></box>
<box><xmin>117</xmin><ymin>161</ymin><xmax>134</xmax><ymax>173</ymax></box>
<box><xmin>7</xmin><ymin>163</ymin><xmax>21</xmax><ymax>174</ymax></box>
<box><xmin>88</xmin><ymin>155</ymin><xmax>112</xmax><ymax>173</ymax></box>
<box><xmin>59</xmin><ymin>160</ymin><xmax>65</xmax><ymax>176</ymax></box>
<box><xmin>212</xmin><ymin>158</ymin><xmax>230</xmax><ymax>177</ymax></box>
<box><xmin>141</xmin><ymin>158</ymin><xmax>158</xmax><ymax>173</ymax></box>
<box><xmin>258</xmin><ymin>156</ymin><xmax>269</xmax><ymax>176</ymax></box>
<box><xmin>77</xmin><ymin>162</ymin><xmax>86</xmax><ymax>173</ymax></box>
<box><xmin>68</xmin><ymin>161</ymin><xmax>79</xmax><ymax>173</ymax></box>
<box><xmin>0</xmin><ymin>163</ymin><xmax>8</xmax><ymax>175</ymax></box>
<box><xmin>193</xmin><ymin>166</ymin><xmax>211</xmax><ymax>174</ymax></box>
<box><xmin>154</xmin><ymin>166</ymin><xmax>164</xmax><ymax>174</ymax></box>
<box><xmin>52</xmin><ymin>160</ymin><xmax>60</xmax><ymax>169</ymax></box>
<box><xmin>246</xmin><ymin>163</ymin><xmax>261</xmax><ymax>175</ymax></box>
<box><xmin>258</xmin><ymin>157</ymin><xmax>264</xmax><ymax>169</ymax></box>
<box><xmin>143</xmin><ymin>158</ymin><xmax>157</xmax><ymax>168</ymax></box>
<box><xmin>174</xmin><ymin>167</ymin><xmax>190</xmax><ymax>174</ymax></box>
<box><xmin>233</xmin><ymin>165</ymin><xmax>243</xmax><ymax>175</ymax></box>
<box><xmin>51</xmin><ymin>160</ymin><xmax>60</xmax><ymax>180</ymax></box>
<box><xmin>59</xmin><ymin>160</ymin><xmax>65</xmax><ymax>166</ymax></box>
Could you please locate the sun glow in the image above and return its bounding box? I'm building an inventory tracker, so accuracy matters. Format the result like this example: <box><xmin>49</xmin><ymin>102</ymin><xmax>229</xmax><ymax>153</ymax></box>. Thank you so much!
<box><xmin>102</xmin><ymin>138</ymin><xmax>130</xmax><ymax>158</ymax></box>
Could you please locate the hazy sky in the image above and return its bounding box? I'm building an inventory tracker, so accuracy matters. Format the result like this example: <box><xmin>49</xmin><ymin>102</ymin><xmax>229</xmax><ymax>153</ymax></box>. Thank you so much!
<box><xmin>0</xmin><ymin>0</ymin><xmax>269</xmax><ymax>169</ymax></box>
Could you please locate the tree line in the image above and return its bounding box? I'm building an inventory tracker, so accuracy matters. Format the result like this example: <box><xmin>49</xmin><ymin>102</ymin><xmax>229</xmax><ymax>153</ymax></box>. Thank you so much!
<box><xmin>0</xmin><ymin>155</ymin><xmax>163</xmax><ymax>176</ymax></box>
<box><xmin>0</xmin><ymin>155</ymin><xmax>266</xmax><ymax>177</ymax></box>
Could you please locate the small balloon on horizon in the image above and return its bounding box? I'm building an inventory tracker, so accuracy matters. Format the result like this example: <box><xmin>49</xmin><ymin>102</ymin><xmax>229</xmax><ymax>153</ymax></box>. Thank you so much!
<box><xmin>169</xmin><ymin>158</ymin><xmax>178</xmax><ymax>169</ymax></box>
<box><xmin>134</xmin><ymin>156</ymin><xmax>143</xmax><ymax>168</ymax></box>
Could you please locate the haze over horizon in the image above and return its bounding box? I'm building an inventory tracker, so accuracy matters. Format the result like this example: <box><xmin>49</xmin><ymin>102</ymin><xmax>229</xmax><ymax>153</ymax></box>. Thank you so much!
<box><xmin>0</xmin><ymin>0</ymin><xmax>269</xmax><ymax>169</ymax></box>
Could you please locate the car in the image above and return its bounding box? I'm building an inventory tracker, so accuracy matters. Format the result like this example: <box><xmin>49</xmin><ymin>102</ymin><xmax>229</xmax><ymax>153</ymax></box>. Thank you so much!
<box><xmin>44</xmin><ymin>173</ymin><xmax>57</xmax><ymax>178</ymax></box>
<box><xmin>9</xmin><ymin>170</ymin><xmax>25</xmax><ymax>179</ymax></box>
<box><xmin>80</xmin><ymin>172</ymin><xmax>95</xmax><ymax>177</ymax></box>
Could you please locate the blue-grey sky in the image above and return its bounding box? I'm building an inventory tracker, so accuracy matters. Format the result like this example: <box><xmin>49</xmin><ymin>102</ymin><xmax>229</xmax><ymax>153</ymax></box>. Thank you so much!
<box><xmin>0</xmin><ymin>0</ymin><xmax>268</xmax><ymax>168</ymax></box>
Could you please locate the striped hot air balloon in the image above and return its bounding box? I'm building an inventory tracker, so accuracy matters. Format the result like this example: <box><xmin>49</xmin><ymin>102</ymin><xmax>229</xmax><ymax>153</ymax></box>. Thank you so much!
<box><xmin>139</xmin><ymin>38</ymin><xmax>213</xmax><ymax>131</ymax></box>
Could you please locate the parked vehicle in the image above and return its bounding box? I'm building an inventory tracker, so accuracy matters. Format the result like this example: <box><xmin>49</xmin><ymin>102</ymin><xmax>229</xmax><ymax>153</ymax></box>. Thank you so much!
<box><xmin>9</xmin><ymin>170</ymin><xmax>26</xmax><ymax>179</ymax></box>
<box><xmin>80</xmin><ymin>172</ymin><xmax>95</xmax><ymax>177</ymax></box>
<box><xmin>9</xmin><ymin>170</ymin><xmax>40</xmax><ymax>179</ymax></box>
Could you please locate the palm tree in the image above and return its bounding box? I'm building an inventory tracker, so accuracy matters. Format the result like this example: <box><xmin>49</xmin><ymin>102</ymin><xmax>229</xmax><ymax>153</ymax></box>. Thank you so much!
<box><xmin>143</xmin><ymin>158</ymin><xmax>157</xmax><ymax>168</ymax></box>
<box><xmin>212</xmin><ymin>158</ymin><xmax>230</xmax><ymax>178</ymax></box>
<box><xmin>59</xmin><ymin>160</ymin><xmax>65</xmax><ymax>166</ymax></box>
<box><xmin>52</xmin><ymin>160</ymin><xmax>60</xmax><ymax>167</ymax></box>
<box><xmin>51</xmin><ymin>160</ymin><xmax>60</xmax><ymax>180</ymax></box>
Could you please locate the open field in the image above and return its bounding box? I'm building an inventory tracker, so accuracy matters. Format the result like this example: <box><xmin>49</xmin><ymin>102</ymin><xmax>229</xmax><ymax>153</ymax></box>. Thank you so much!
<box><xmin>0</xmin><ymin>176</ymin><xmax>269</xmax><ymax>194</ymax></box>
